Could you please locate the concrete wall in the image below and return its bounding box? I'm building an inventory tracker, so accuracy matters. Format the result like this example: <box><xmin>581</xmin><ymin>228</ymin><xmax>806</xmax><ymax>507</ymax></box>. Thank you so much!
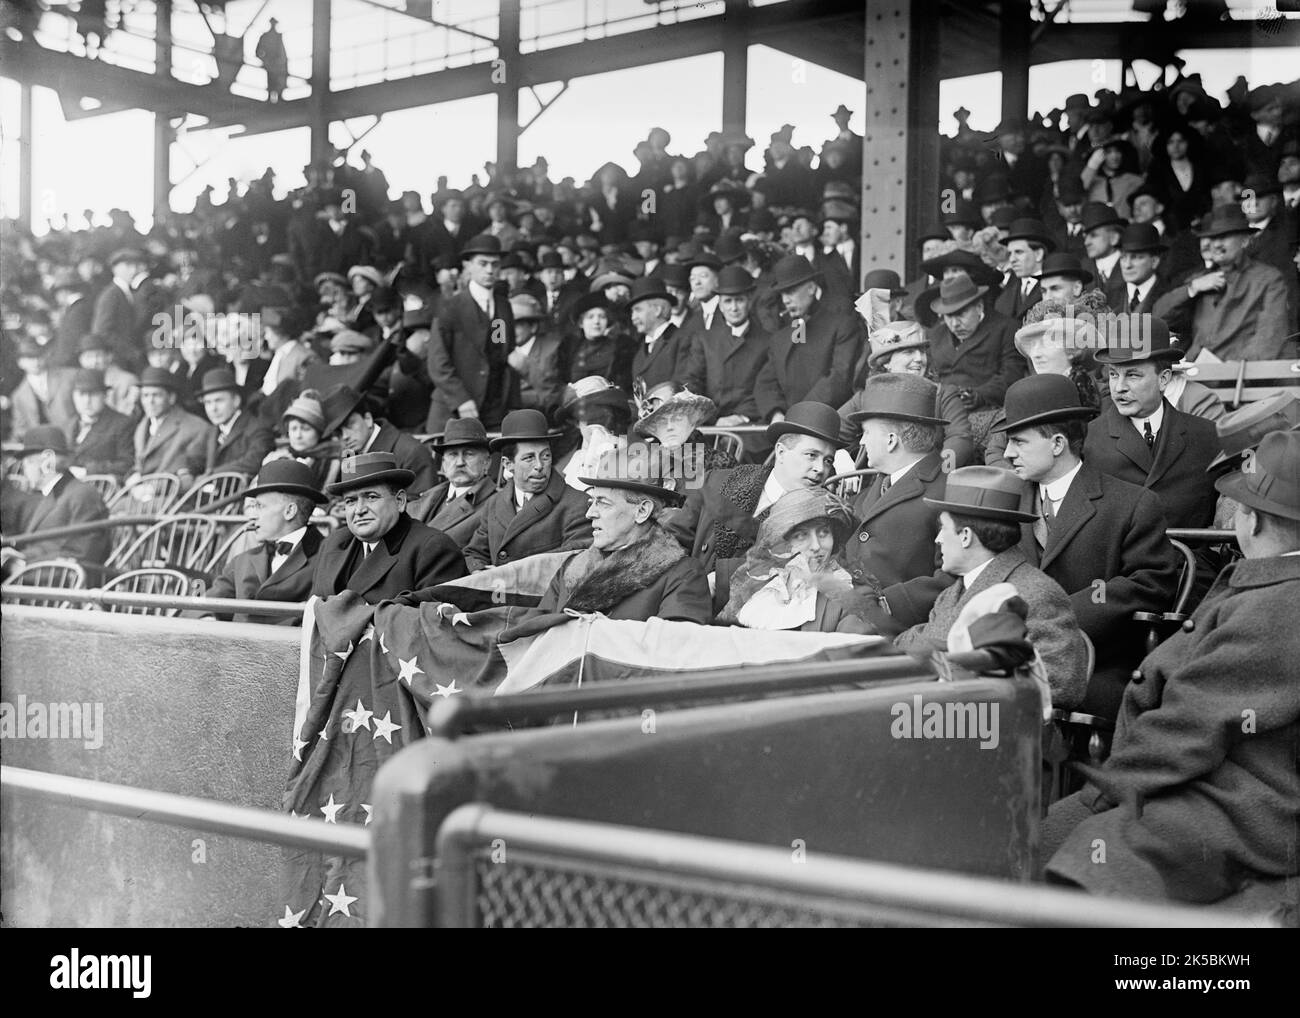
<box><xmin>1</xmin><ymin>607</ymin><xmax>301</xmax><ymax>928</ymax></box>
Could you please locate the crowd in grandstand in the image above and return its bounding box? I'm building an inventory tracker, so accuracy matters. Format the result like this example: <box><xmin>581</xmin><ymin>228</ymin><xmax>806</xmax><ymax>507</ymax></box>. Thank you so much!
<box><xmin>1</xmin><ymin>71</ymin><xmax>1298</xmax><ymax>914</ymax></box>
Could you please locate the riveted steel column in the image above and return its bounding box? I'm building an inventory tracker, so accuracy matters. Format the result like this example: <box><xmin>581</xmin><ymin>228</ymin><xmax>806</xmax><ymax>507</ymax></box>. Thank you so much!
<box><xmin>862</xmin><ymin>0</ymin><xmax>940</xmax><ymax>282</ymax></box>
<box><xmin>496</xmin><ymin>0</ymin><xmax>521</xmax><ymax>175</ymax></box>
<box><xmin>310</xmin><ymin>0</ymin><xmax>332</xmax><ymax>169</ymax></box>
<box><xmin>721</xmin><ymin>0</ymin><xmax>748</xmax><ymax>141</ymax></box>
<box><xmin>153</xmin><ymin>0</ymin><xmax>172</xmax><ymax>221</ymax></box>
<box><xmin>18</xmin><ymin>83</ymin><xmax>32</xmax><ymax>229</ymax></box>
<box><xmin>1000</xmin><ymin>0</ymin><xmax>1030</xmax><ymax>129</ymax></box>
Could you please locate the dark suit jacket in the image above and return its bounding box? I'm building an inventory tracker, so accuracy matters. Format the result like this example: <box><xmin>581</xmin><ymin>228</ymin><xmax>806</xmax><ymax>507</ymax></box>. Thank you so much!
<box><xmin>677</xmin><ymin>318</ymin><xmax>770</xmax><ymax>421</ymax></box>
<box><xmin>993</xmin><ymin>277</ymin><xmax>1044</xmax><ymax>323</ymax></box>
<box><xmin>406</xmin><ymin>475</ymin><xmax>495</xmax><ymax>547</ymax></box>
<box><xmin>463</xmin><ymin>470</ymin><xmax>593</xmax><ymax>571</ymax></box>
<box><xmin>203</xmin><ymin>411</ymin><xmax>275</xmax><ymax>478</ymax></box>
<box><xmin>515</xmin><ymin>331</ymin><xmax>566</xmax><ymax>418</ymax></box>
<box><xmin>753</xmin><ymin>298</ymin><xmax>864</xmax><ymax>420</ymax></box>
<box><xmin>207</xmin><ymin>526</ymin><xmax>324</xmax><ymax>624</ymax></box>
<box><xmin>8</xmin><ymin>368</ymin><xmax>79</xmax><ymax>438</ymax></box>
<box><xmin>19</xmin><ymin>473</ymin><xmax>109</xmax><ymax>570</ymax></box>
<box><xmin>1017</xmin><ymin>462</ymin><xmax>1181</xmax><ymax>719</ymax></box>
<box><xmin>630</xmin><ymin>322</ymin><xmax>687</xmax><ymax>391</ymax></box>
<box><xmin>842</xmin><ymin>453</ymin><xmax>948</xmax><ymax>596</ymax></box>
<box><xmin>927</xmin><ymin>309</ymin><xmax>1026</xmax><ymax>409</ymax></box>
<box><xmin>69</xmin><ymin>405</ymin><xmax>135</xmax><ymax>478</ymax></box>
<box><xmin>133</xmin><ymin>407</ymin><xmax>210</xmax><ymax>480</ymax></box>
<box><xmin>367</xmin><ymin>421</ymin><xmax>438</xmax><ymax>496</ymax></box>
<box><xmin>1083</xmin><ymin>256</ymin><xmax>1128</xmax><ymax>312</ymax></box>
<box><xmin>426</xmin><ymin>287</ymin><xmax>516</xmax><ymax>431</ymax></box>
<box><xmin>1084</xmin><ymin>399</ymin><xmax>1223</xmax><ymax>529</ymax></box>
<box><xmin>664</xmin><ymin>463</ymin><xmax>771</xmax><ymax>573</ymax></box>
<box><xmin>1120</xmin><ymin>275</ymin><xmax>1173</xmax><ymax>315</ymax></box>
<box><xmin>310</xmin><ymin>512</ymin><xmax>466</xmax><ymax>604</ymax></box>
<box><xmin>90</xmin><ymin>282</ymin><xmax>141</xmax><ymax>366</ymax></box>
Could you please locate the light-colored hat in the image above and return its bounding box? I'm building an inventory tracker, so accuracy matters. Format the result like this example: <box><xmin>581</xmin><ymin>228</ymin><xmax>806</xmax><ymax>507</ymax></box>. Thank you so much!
<box><xmin>867</xmin><ymin>321</ymin><xmax>928</xmax><ymax>370</ymax></box>
<box><xmin>282</xmin><ymin>389</ymin><xmax>326</xmax><ymax>432</ymax></box>
<box><xmin>346</xmin><ymin>265</ymin><xmax>383</xmax><ymax>287</ymax></box>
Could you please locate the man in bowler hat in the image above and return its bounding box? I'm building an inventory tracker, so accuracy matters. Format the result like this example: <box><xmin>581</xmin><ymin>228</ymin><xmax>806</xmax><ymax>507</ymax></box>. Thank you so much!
<box><xmin>406</xmin><ymin>418</ymin><xmax>497</xmax><ymax>546</ymax></box>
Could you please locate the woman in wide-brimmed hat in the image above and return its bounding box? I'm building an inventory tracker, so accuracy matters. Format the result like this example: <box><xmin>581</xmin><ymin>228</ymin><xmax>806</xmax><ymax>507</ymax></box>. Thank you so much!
<box><xmin>715</xmin><ymin>486</ymin><xmax>868</xmax><ymax>634</ymax></box>
<box><xmin>565</xmin><ymin>291</ymin><xmax>635</xmax><ymax>392</ymax></box>
<box><xmin>633</xmin><ymin>380</ymin><xmax>736</xmax><ymax>474</ymax></box>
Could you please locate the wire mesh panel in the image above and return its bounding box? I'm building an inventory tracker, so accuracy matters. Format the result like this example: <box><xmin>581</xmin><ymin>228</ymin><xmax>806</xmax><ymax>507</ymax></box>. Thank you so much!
<box><xmin>471</xmin><ymin>850</ymin><xmax>935</xmax><ymax>929</ymax></box>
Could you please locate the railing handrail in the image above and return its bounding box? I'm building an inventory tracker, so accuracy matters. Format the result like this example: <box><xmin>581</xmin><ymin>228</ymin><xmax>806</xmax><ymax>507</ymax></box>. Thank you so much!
<box><xmin>425</xmin><ymin>648</ymin><xmax>999</xmax><ymax>738</ymax></box>
<box><xmin>2</xmin><ymin>514</ymin><xmax>166</xmax><ymax>547</ymax></box>
<box><xmin>1167</xmin><ymin>528</ymin><xmax>1237</xmax><ymax>546</ymax></box>
<box><xmin>0</xmin><ymin>585</ymin><xmax>306</xmax><ymax>618</ymax></box>
<box><xmin>0</xmin><ymin>766</ymin><xmax>367</xmax><ymax>857</ymax></box>
<box><xmin>433</xmin><ymin>804</ymin><xmax>1270</xmax><ymax>929</ymax></box>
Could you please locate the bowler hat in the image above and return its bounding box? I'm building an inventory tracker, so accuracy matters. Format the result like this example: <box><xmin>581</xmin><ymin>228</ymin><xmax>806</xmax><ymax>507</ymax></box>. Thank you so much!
<box><xmin>988</xmin><ymin>205</ymin><xmax>1019</xmax><ymax>231</ymax></box>
<box><xmin>459</xmin><ymin>234</ymin><xmax>504</xmax><ymax>258</ymax></box>
<box><xmin>924</xmin><ymin>465</ymin><xmax>1037</xmax><ymax>523</ymax></box>
<box><xmin>245</xmin><ymin>459</ymin><xmax>328</xmax><ymax>504</ymax></box>
<box><xmin>368</xmin><ymin>286</ymin><xmax>400</xmax><ymax>312</ymax></box>
<box><xmin>428</xmin><ymin>417</ymin><xmax>491</xmax><ymax>451</ymax></box>
<box><xmin>626</xmin><ymin>276</ymin><xmax>673</xmax><ymax>310</ymax></box>
<box><xmin>325</xmin><ymin>452</ymin><xmax>415</xmax><ymax>496</ymax></box>
<box><xmin>1093</xmin><ymin>314</ymin><xmax>1183</xmax><ymax>364</ymax></box>
<box><xmin>556</xmin><ymin>376</ymin><xmax>632</xmax><ymax>424</ymax></box>
<box><xmin>1002</xmin><ymin>218</ymin><xmax>1057</xmax><ymax>251</ymax></box>
<box><xmin>699</xmin><ymin>180</ymin><xmax>751</xmax><ymax>211</ymax></box>
<box><xmin>1242</xmin><ymin>172</ymin><xmax>1282</xmax><ymax>200</ymax></box>
<box><xmin>1079</xmin><ymin>202</ymin><xmax>1126</xmax><ymax>234</ymax></box>
<box><xmin>1208</xmin><ymin>392</ymin><xmax>1300</xmax><ymax>470</ymax></box>
<box><xmin>993</xmin><ymin>374</ymin><xmax>1098</xmax><ymax>432</ymax></box>
<box><xmin>769</xmin><ymin>254</ymin><xmax>822</xmax><ymax>292</ymax></box>
<box><xmin>139</xmin><ymin>366</ymin><xmax>179</xmax><ymax>391</ymax></box>
<box><xmin>974</xmin><ymin>176</ymin><xmax>1013</xmax><ymax>205</ymax></box>
<box><xmin>1034</xmin><ymin>252</ymin><xmax>1094</xmax><ymax>284</ymax></box>
<box><xmin>867</xmin><ymin>321</ymin><xmax>929</xmax><ymax>370</ymax></box>
<box><xmin>862</xmin><ymin>269</ymin><xmax>906</xmax><ymax>295</ymax></box>
<box><xmin>16</xmin><ymin>425</ymin><xmax>70</xmax><ymax>458</ymax></box>
<box><xmin>659</xmin><ymin>263</ymin><xmax>690</xmax><ymax>290</ymax></box>
<box><xmin>537</xmin><ymin>251</ymin><xmax>564</xmax><ymax>270</ymax></box>
<box><xmin>72</xmin><ymin>368</ymin><xmax>107</xmax><ymax>393</ymax></box>
<box><xmin>578</xmin><ymin>440</ymin><xmax>686</xmax><ymax>508</ymax></box>
<box><xmin>77</xmin><ymin>332</ymin><xmax>111</xmax><ymax>354</ymax></box>
<box><xmin>768</xmin><ymin>401</ymin><xmax>847</xmax><ymax>447</ymax></box>
<box><xmin>1118</xmin><ymin>223</ymin><xmax>1168</xmax><ymax>253</ymax></box>
<box><xmin>1195</xmin><ymin>206</ymin><xmax>1258</xmax><ymax>239</ymax></box>
<box><xmin>490</xmin><ymin>409</ymin><xmax>562</xmax><ymax>451</ymax></box>
<box><xmin>197</xmin><ymin>368</ymin><xmax>241</xmax><ymax>398</ymax></box>
<box><xmin>683</xmin><ymin>249</ymin><xmax>724</xmax><ymax>273</ymax></box>
<box><xmin>570</xmin><ymin>291</ymin><xmax>614</xmax><ymax>324</ymax></box>
<box><xmin>715</xmin><ymin>264</ymin><xmax>757</xmax><ymax>295</ymax></box>
<box><xmin>847</xmin><ymin>374</ymin><xmax>946</xmax><ymax>427</ymax></box>
<box><xmin>714</xmin><ymin>233</ymin><xmax>745</xmax><ymax>265</ymax></box>
<box><xmin>916</xmin><ymin>224</ymin><xmax>950</xmax><ymax>245</ymax></box>
<box><xmin>929</xmin><ymin>275</ymin><xmax>988</xmax><ymax>316</ymax></box>
<box><xmin>1215</xmin><ymin>430</ymin><xmax>1300</xmax><ymax>523</ymax></box>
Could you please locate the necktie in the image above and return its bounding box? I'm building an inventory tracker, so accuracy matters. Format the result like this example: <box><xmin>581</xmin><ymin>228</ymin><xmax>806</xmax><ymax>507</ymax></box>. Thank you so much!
<box><xmin>1033</xmin><ymin>489</ymin><xmax>1054</xmax><ymax>549</ymax></box>
<box><xmin>1144</xmin><ymin>420</ymin><xmax>1155</xmax><ymax>450</ymax></box>
<box><xmin>1128</xmin><ymin>287</ymin><xmax>1140</xmax><ymax>313</ymax></box>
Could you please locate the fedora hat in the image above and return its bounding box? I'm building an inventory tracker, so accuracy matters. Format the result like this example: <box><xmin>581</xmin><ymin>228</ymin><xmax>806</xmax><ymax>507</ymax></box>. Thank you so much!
<box><xmin>1002</xmin><ymin>218</ymin><xmax>1057</xmax><ymax>251</ymax></box>
<box><xmin>770</xmin><ymin>253</ymin><xmax>822</xmax><ymax>292</ymax></box>
<box><xmin>919</xmin><ymin>250</ymin><xmax>1003</xmax><ymax>288</ymax></box>
<box><xmin>862</xmin><ymin>269</ymin><xmax>906</xmax><ymax>296</ymax></box>
<box><xmin>1119</xmin><ymin>223</ymin><xmax>1168</xmax><ymax>253</ymax></box>
<box><xmin>659</xmin><ymin>263</ymin><xmax>690</xmax><ymax>290</ymax></box>
<box><xmin>713</xmin><ymin>233</ymin><xmax>746</xmax><ymax>265</ymax></box>
<box><xmin>16</xmin><ymin>425</ymin><xmax>70</xmax><ymax>458</ymax></box>
<box><xmin>683</xmin><ymin>249</ymin><xmax>724</xmax><ymax>273</ymax></box>
<box><xmin>847</xmin><ymin>374</ymin><xmax>946</xmax><ymax>427</ymax></box>
<box><xmin>1208</xmin><ymin>392</ymin><xmax>1300</xmax><ymax>470</ymax></box>
<box><xmin>138</xmin><ymin>366</ymin><xmax>180</xmax><ymax>391</ymax></box>
<box><xmin>715</xmin><ymin>264</ymin><xmax>757</xmax><ymax>295</ymax></box>
<box><xmin>1093</xmin><ymin>314</ymin><xmax>1183</xmax><ymax>364</ymax></box>
<box><xmin>320</xmin><ymin>384</ymin><xmax>370</xmax><ymax>436</ymax></box>
<box><xmin>768</xmin><ymin>401</ymin><xmax>847</xmax><ymax>447</ymax></box>
<box><xmin>1195</xmin><ymin>206</ymin><xmax>1258</xmax><ymax>239</ymax></box>
<box><xmin>626</xmin><ymin>276</ymin><xmax>673</xmax><ymax>309</ymax></box>
<box><xmin>1078</xmin><ymin>202</ymin><xmax>1126</xmax><ymax>234</ymax></box>
<box><xmin>1215</xmin><ymin>430</ymin><xmax>1300</xmax><ymax>523</ymax></box>
<box><xmin>1242</xmin><ymin>172</ymin><xmax>1283</xmax><ymax>200</ymax></box>
<box><xmin>924</xmin><ymin>465</ymin><xmax>1037</xmax><ymax>523</ymax></box>
<box><xmin>326</xmin><ymin>452</ymin><xmax>415</xmax><ymax>496</ymax></box>
<box><xmin>459</xmin><ymin>234</ymin><xmax>504</xmax><ymax>258</ymax></box>
<box><xmin>1034</xmin><ymin>252</ymin><xmax>1094</xmax><ymax>285</ymax></box>
<box><xmin>197</xmin><ymin>368</ymin><xmax>241</xmax><ymax>398</ymax></box>
<box><xmin>556</xmin><ymin>375</ymin><xmax>633</xmax><ymax>424</ymax></box>
<box><xmin>72</xmin><ymin>367</ymin><xmax>107</xmax><ymax>393</ymax></box>
<box><xmin>282</xmin><ymin>389</ymin><xmax>327</xmax><ymax>433</ymax></box>
<box><xmin>578</xmin><ymin>440</ymin><xmax>686</xmax><ymax>508</ymax></box>
<box><xmin>929</xmin><ymin>275</ymin><xmax>988</xmax><ymax>316</ymax></box>
<box><xmin>245</xmin><ymin>459</ymin><xmax>328</xmax><ymax>504</ymax></box>
<box><xmin>994</xmin><ymin>374</ymin><xmax>1098</xmax><ymax>432</ymax></box>
<box><xmin>867</xmin><ymin>320</ymin><xmax>929</xmax><ymax>370</ymax></box>
<box><xmin>428</xmin><ymin>417</ymin><xmax>491</xmax><ymax>451</ymax></box>
<box><xmin>490</xmin><ymin>409</ymin><xmax>563</xmax><ymax>451</ymax></box>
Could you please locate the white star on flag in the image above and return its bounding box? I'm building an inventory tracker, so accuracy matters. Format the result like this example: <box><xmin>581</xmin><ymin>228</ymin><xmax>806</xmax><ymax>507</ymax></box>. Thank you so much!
<box><xmin>333</xmin><ymin>640</ymin><xmax>354</xmax><ymax>662</ymax></box>
<box><xmin>321</xmin><ymin>793</ymin><xmax>344</xmax><ymax>823</ymax></box>
<box><xmin>361</xmin><ymin>804</ymin><xmax>373</xmax><ymax>825</ymax></box>
<box><xmin>292</xmin><ymin>737</ymin><xmax>308</xmax><ymax>761</ymax></box>
<box><xmin>372</xmin><ymin>711</ymin><xmax>400</xmax><ymax>744</ymax></box>
<box><xmin>359</xmin><ymin>626</ymin><xmax>375</xmax><ymax>643</ymax></box>
<box><xmin>451</xmin><ymin>612</ymin><xmax>472</xmax><ymax>627</ymax></box>
<box><xmin>434</xmin><ymin>680</ymin><xmax>462</xmax><ymax>698</ymax></box>
<box><xmin>343</xmin><ymin>699</ymin><xmax>373</xmax><ymax>733</ymax></box>
<box><xmin>378</xmin><ymin>631</ymin><xmax>390</xmax><ymax>655</ymax></box>
<box><xmin>318</xmin><ymin>725</ymin><xmax>329</xmax><ymax>741</ymax></box>
<box><xmin>396</xmin><ymin>655</ymin><xmax>425</xmax><ymax>685</ymax></box>
<box><xmin>278</xmin><ymin>905</ymin><xmax>306</xmax><ymax>928</ymax></box>
<box><xmin>323</xmin><ymin>884</ymin><xmax>358</xmax><ymax>918</ymax></box>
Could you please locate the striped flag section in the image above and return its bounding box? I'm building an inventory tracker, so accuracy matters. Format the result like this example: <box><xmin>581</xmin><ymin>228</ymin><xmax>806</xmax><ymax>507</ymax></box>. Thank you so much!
<box><xmin>278</xmin><ymin>575</ymin><xmax>884</xmax><ymax>927</ymax></box>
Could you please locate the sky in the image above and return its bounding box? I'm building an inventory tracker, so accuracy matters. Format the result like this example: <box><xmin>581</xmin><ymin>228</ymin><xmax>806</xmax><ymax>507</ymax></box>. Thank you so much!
<box><xmin>0</xmin><ymin>3</ymin><xmax>1296</xmax><ymax>233</ymax></box>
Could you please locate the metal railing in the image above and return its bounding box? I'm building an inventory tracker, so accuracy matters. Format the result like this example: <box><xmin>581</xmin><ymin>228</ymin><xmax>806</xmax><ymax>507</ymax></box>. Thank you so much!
<box><xmin>1168</xmin><ymin>528</ymin><xmax>1237</xmax><ymax>547</ymax></box>
<box><xmin>0</xmin><ymin>585</ymin><xmax>305</xmax><ymax>619</ymax></box>
<box><xmin>434</xmin><ymin>805</ymin><xmax>1268</xmax><ymax>929</ymax></box>
<box><xmin>426</xmin><ymin>648</ymin><xmax>998</xmax><ymax>738</ymax></box>
<box><xmin>1</xmin><ymin>766</ymin><xmax>367</xmax><ymax>858</ymax></box>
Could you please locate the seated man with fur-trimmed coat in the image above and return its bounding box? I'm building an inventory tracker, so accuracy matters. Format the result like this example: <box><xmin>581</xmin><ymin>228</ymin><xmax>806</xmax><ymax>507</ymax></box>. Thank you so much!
<box><xmin>538</xmin><ymin>442</ymin><xmax>712</xmax><ymax>623</ymax></box>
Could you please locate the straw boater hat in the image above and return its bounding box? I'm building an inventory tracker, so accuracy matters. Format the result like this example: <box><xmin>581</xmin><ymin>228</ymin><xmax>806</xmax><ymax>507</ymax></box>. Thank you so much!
<box><xmin>1215</xmin><ymin>430</ymin><xmax>1300</xmax><ymax>523</ymax></box>
<box><xmin>867</xmin><ymin>320</ymin><xmax>929</xmax><ymax>371</ymax></box>
<box><xmin>325</xmin><ymin>452</ymin><xmax>414</xmax><ymax>496</ymax></box>
<box><xmin>634</xmin><ymin>384</ymin><xmax>717</xmax><ymax>442</ymax></box>
<box><xmin>923</xmin><ymin>465</ymin><xmax>1037</xmax><ymax>523</ymax></box>
<box><xmin>1207</xmin><ymin>392</ymin><xmax>1300</xmax><ymax>470</ymax></box>
<box><xmin>578</xmin><ymin>440</ymin><xmax>686</xmax><ymax>508</ymax></box>
<box><xmin>245</xmin><ymin>459</ymin><xmax>327</xmax><ymax>504</ymax></box>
